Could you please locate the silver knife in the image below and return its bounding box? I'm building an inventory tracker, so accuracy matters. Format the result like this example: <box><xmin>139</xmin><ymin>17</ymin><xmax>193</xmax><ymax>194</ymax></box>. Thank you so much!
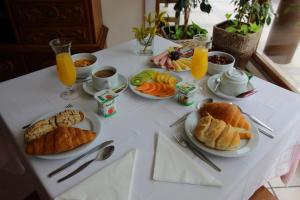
<box><xmin>246</xmin><ymin>113</ymin><xmax>273</xmax><ymax>132</ymax></box>
<box><xmin>183</xmin><ymin>137</ymin><xmax>221</xmax><ymax>172</ymax></box>
<box><xmin>48</xmin><ymin>140</ymin><xmax>113</xmax><ymax>177</ymax></box>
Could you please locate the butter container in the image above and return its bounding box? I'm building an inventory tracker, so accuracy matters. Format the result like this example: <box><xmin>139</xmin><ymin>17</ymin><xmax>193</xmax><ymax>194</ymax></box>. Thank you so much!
<box><xmin>176</xmin><ymin>81</ymin><xmax>196</xmax><ymax>106</ymax></box>
<box><xmin>94</xmin><ymin>89</ymin><xmax>118</xmax><ymax>117</ymax></box>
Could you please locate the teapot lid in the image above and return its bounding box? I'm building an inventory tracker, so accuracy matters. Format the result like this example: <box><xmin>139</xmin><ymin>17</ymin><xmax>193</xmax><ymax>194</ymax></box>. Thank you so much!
<box><xmin>223</xmin><ymin>68</ymin><xmax>248</xmax><ymax>83</ymax></box>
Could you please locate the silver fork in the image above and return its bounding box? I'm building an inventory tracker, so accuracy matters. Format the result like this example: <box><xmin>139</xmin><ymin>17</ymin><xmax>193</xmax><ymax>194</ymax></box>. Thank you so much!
<box><xmin>174</xmin><ymin>135</ymin><xmax>221</xmax><ymax>172</ymax></box>
<box><xmin>22</xmin><ymin>104</ymin><xmax>74</xmax><ymax>129</ymax></box>
<box><xmin>257</xmin><ymin>128</ymin><xmax>274</xmax><ymax>139</ymax></box>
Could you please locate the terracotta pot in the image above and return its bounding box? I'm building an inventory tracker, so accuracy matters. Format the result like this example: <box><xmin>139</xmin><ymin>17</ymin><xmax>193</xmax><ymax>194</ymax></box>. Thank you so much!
<box><xmin>212</xmin><ymin>21</ymin><xmax>262</xmax><ymax>69</ymax></box>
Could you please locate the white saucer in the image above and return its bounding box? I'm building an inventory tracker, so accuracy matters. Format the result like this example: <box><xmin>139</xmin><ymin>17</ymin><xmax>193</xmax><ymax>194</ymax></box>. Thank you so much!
<box><xmin>82</xmin><ymin>74</ymin><xmax>128</xmax><ymax>96</ymax></box>
<box><xmin>207</xmin><ymin>74</ymin><xmax>255</xmax><ymax>100</ymax></box>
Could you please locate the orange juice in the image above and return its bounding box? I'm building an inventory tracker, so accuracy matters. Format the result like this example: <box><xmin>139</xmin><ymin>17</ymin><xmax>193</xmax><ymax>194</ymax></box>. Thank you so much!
<box><xmin>56</xmin><ymin>52</ymin><xmax>76</xmax><ymax>86</ymax></box>
<box><xmin>191</xmin><ymin>47</ymin><xmax>208</xmax><ymax>80</ymax></box>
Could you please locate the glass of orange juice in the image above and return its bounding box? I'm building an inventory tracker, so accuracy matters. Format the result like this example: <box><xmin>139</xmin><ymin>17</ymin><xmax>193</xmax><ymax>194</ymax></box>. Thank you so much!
<box><xmin>191</xmin><ymin>46</ymin><xmax>208</xmax><ymax>90</ymax></box>
<box><xmin>49</xmin><ymin>38</ymin><xmax>78</xmax><ymax>100</ymax></box>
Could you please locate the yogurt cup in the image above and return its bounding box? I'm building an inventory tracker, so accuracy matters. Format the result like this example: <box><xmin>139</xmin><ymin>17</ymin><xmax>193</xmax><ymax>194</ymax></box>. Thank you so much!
<box><xmin>176</xmin><ymin>81</ymin><xmax>197</xmax><ymax>106</ymax></box>
<box><xmin>94</xmin><ymin>89</ymin><xmax>118</xmax><ymax>117</ymax></box>
<box><xmin>219</xmin><ymin>68</ymin><xmax>249</xmax><ymax>96</ymax></box>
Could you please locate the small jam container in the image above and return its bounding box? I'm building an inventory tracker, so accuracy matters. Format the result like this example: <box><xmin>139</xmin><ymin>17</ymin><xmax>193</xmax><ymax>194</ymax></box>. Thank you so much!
<box><xmin>94</xmin><ymin>89</ymin><xmax>118</xmax><ymax>117</ymax></box>
<box><xmin>176</xmin><ymin>81</ymin><xmax>197</xmax><ymax>106</ymax></box>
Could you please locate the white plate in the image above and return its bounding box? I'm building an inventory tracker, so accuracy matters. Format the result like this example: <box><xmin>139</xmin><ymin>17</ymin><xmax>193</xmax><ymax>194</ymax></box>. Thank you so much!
<box><xmin>82</xmin><ymin>74</ymin><xmax>128</xmax><ymax>96</ymax></box>
<box><xmin>152</xmin><ymin>46</ymin><xmax>192</xmax><ymax>72</ymax></box>
<box><xmin>207</xmin><ymin>74</ymin><xmax>255</xmax><ymax>100</ymax></box>
<box><xmin>129</xmin><ymin>68</ymin><xmax>182</xmax><ymax>100</ymax></box>
<box><xmin>29</xmin><ymin>108</ymin><xmax>102</xmax><ymax>160</ymax></box>
<box><xmin>184</xmin><ymin>111</ymin><xmax>259</xmax><ymax>157</ymax></box>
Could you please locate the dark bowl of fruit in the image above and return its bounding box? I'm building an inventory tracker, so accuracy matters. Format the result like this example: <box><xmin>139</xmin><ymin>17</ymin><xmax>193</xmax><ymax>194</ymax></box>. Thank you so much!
<box><xmin>208</xmin><ymin>51</ymin><xmax>235</xmax><ymax>75</ymax></box>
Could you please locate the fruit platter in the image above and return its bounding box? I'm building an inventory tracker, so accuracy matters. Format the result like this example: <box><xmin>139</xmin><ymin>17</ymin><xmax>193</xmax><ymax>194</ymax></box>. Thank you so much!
<box><xmin>151</xmin><ymin>47</ymin><xmax>193</xmax><ymax>72</ymax></box>
<box><xmin>129</xmin><ymin>69</ymin><xmax>182</xmax><ymax>100</ymax></box>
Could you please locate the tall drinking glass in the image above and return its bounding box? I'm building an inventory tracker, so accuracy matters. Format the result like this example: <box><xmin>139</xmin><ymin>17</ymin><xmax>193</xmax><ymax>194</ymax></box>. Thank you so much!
<box><xmin>191</xmin><ymin>46</ymin><xmax>208</xmax><ymax>84</ymax></box>
<box><xmin>49</xmin><ymin>38</ymin><xmax>78</xmax><ymax>100</ymax></box>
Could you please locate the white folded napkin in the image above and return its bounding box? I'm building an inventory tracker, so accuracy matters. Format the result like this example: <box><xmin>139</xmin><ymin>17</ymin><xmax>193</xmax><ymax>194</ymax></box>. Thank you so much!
<box><xmin>55</xmin><ymin>150</ymin><xmax>136</xmax><ymax>200</ymax></box>
<box><xmin>153</xmin><ymin>134</ymin><xmax>222</xmax><ymax>187</ymax></box>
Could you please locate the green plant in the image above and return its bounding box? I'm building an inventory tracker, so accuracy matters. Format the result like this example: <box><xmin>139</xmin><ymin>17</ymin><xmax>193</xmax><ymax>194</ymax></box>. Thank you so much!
<box><xmin>168</xmin><ymin>22</ymin><xmax>208</xmax><ymax>40</ymax></box>
<box><xmin>132</xmin><ymin>12</ymin><xmax>167</xmax><ymax>51</ymax></box>
<box><xmin>225</xmin><ymin>0</ymin><xmax>274</xmax><ymax>35</ymax></box>
<box><xmin>173</xmin><ymin>0</ymin><xmax>211</xmax><ymax>38</ymax></box>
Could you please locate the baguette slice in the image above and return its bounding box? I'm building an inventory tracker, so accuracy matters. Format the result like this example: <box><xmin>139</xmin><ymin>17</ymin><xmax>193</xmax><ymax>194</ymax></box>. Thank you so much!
<box><xmin>24</xmin><ymin>109</ymin><xmax>85</xmax><ymax>142</ymax></box>
<box><xmin>26</xmin><ymin>126</ymin><xmax>96</xmax><ymax>155</ymax></box>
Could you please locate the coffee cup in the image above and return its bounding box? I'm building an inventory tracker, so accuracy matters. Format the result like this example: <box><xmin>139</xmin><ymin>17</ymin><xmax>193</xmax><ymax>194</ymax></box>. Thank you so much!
<box><xmin>92</xmin><ymin>66</ymin><xmax>119</xmax><ymax>91</ymax></box>
<box><xmin>219</xmin><ymin>68</ymin><xmax>249</xmax><ymax>96</ymax></box>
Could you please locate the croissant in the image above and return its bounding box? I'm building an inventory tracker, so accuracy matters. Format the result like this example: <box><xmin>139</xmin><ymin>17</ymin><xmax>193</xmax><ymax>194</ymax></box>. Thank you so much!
<box><xmin>26</xmin><ymin>127</ymin><xmax>96</xmax><ymax>155</ymax></box>
<box><xmin>25</xmin><ymin>109</ymin><xmax>85</xmax><ymax>142</ymax></box>
<box><xmin>194</xmin><ymin>114</ymin><xmax>251</xmax><ymax>150</ymax></box>
<box><xmin>199</xmin><ymin>102</ymin><xmax>251</xmax><ymax>131</ymax></box>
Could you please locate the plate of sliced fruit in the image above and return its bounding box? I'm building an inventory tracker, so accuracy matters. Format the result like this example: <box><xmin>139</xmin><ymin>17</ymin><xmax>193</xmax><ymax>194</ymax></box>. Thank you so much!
<box><xmin>129</xmin><ymin>69</ymin><xmax>182</xmax><ymax>100</ymax></box>
<box><xmin>151</xmin><ymin>47</ymin><xmax>193</xmax><ymax>72</ymax></box>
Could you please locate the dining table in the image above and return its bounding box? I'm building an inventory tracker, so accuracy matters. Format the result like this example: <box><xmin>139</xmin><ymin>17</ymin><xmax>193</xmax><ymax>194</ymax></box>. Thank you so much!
<box><xmin>1</xmin><ymin>36</ymin><xmax>300</xmax><ymax>200</ymax></box>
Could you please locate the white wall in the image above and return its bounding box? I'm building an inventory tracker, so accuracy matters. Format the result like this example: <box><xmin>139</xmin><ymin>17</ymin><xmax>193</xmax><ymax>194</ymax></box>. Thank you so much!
<box><xmin>145</xmin><ymin>0</ymin><xmax>155</xmax><ymax>14</ymax></box>
<box><xmin>101</xmin><ymin>0</ymin><xmax>144</xmax><ymax>47</ymax></box>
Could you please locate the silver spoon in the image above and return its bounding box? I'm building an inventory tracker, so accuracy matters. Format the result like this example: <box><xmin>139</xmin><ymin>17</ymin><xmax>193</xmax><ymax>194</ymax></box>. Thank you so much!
<box><xmin>57</xmin><ymin>145</ymin><xmax>115</xmax><ymax>183</ymax></box>
<box><xmin>214</xmin><ymin>77</ymin><xmax>221</xmax><ymax>92</ymax></box>
<box><xmin>169</xmin><ymin>98</ymin><xmax>213</xmax><ymax>127</ymax></box>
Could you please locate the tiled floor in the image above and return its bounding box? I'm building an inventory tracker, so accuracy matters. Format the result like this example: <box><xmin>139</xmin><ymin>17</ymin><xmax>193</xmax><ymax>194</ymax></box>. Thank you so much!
<box><xmin>264</xmin><ymin>165</ymin><xmax>300</xmax><ymax>199</ymax></box>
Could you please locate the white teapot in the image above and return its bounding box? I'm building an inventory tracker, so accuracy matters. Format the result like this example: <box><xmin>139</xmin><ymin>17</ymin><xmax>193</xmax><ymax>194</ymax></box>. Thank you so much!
<box><xmin>219</xmin><ymin>68</ymin><xmax>249</xmax><ymax>96</ymax></box>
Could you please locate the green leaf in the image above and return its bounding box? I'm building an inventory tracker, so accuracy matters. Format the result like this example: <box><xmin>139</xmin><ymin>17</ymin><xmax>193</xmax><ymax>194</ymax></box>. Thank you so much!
<box><xmin>132</xmin><ymin>27</ymin><xmax>139</xmax><ymax>33</ymax></box>
<box><xmin>233</xmin><ymin>20</ymin><xmax>238</xmax><ymax>27</ymax></box>
<box><xmin>240</xmin><ymin>24</ymin><xmax>249</xmax><ymax>34</ymax></box>
<box><xmin>147</xmin><ymin>13</ymin><xmax>151</xmax><ymax>24</ymax></box>
<box><xmin>225</xmin><ymin>26</ymin><xmax>237</xmax><ymax>33</ymax></box>
<box><xmin>225</xmin><ymin>13</ymin><xmax>232</xmax><ymax>20</ymax></box>
<box><xmin>249</xmin><ymin>23</ymin><xmax>260</xmax><ymax>33</ymax></box>
<box><xmin>175</xmin><ymin>26</ymin><xmax>184</xmax><ymax>39</ymax></box>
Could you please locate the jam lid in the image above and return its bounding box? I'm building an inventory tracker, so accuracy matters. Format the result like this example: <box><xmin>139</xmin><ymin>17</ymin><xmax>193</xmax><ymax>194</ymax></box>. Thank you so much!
<box><xmin>94</xmin><ymin>89</ymin><xmax>118</xmax><ymax>104</ymax></box>
<box><xmin>176</xmin><ymin>81</ymin><xmax>197</xmax><ymax>95</ymax></box>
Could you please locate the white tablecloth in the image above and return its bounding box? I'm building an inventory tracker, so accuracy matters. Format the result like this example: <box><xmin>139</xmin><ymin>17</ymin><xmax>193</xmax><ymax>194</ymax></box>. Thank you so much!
<box><xmin>1</xmin><ymin>36</ymin><xmax>300</xmax><ymax>200</ymax></box>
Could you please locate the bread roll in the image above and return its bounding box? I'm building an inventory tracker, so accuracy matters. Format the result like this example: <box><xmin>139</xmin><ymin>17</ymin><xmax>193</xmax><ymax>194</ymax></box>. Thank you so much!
<box><xmin>26</xmin><ymin>127</ymin><xmax>96</xmax><ymax>155</ymax></box>
<box><xmin>199</xmin><ymin>102</ymin><xmax>251</xmax><ymax>130</ymax></box>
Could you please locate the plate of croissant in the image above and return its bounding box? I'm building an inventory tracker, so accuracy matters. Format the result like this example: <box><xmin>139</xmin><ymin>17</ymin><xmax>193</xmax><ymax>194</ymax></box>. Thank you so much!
<box><xmin>184</xmin><ymin>102</ymin><xmax>259</xmax><ymax>157</ymax></box>
<box><xmin>24</xmin><ymin>108</ymin><xmax>101</xmax><ymax>159</ymax></box>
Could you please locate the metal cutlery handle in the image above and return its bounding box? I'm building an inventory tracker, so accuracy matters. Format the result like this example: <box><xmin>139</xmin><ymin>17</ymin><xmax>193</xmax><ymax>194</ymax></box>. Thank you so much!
<box><xmin>48</xmin><ymin>140</ymin><xmax>113</xmax><ymax>177</ymax></box>
<box><xmin>187</xmin><ymin>142</ymin><xmax>221</xmax><ymax>172</ymax></box>
<box><xmin>244</xmin><ymin>113</ymin><xmax>273</xmax><ymax>132</ymax></box>
<box><xmin>57</xmin><ymin>159</ymin><xmax>94</xmax><ymax>183</ymax></box>
<box><xmin>258</xmin><ymin>128</ymin><xmax>274</xmax><ymax>139</ymax></box>
<box><xmin>169</xmin><ymin>111</ymin><xmax>192</xmax><ymax>127</ymax></box>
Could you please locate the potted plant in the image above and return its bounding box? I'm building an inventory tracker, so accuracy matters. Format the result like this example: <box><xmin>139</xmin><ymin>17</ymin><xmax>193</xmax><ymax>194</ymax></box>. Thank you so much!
<box><xmin>212</xmin><ymin>0</ymin><xmax>274</xmax><ymax>68</ymax></box>
<box><xmin>132</xmin><ymin>12</ymin><xmax>167</xmax><ymax>55</ymax></box>
<box><xmin>161</xmin><ymin>0</ymin><xmax>211</xmax><ymax>42</ymax></box>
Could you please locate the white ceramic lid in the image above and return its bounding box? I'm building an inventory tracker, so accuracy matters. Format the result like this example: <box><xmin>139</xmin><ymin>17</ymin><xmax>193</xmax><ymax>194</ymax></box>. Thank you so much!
<box><xmin>223</xmin><ymin>68</ymin><xmax>248</xmax><ymax>84</ymax></box>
